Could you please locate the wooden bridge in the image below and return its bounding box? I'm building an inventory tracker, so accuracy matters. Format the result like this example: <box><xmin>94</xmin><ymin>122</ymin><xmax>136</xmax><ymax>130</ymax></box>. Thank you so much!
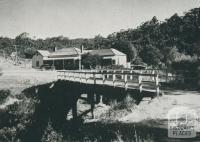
<box><xmin>55</xmin><ymin>69</ymin><xmax>163</xmax><ymax>119</ymax></box>
<box><xmin>57</xmin><ymin>69</ymin><xmax>161</xmax><ymax>96</ymax></box>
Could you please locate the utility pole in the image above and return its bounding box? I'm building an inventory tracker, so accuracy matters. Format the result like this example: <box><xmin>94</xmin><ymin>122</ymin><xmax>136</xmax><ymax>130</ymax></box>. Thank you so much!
<box><xmin>79</xmin><ymin>44</ymin><xmax>84</xmax><ymax>70</ymax></box>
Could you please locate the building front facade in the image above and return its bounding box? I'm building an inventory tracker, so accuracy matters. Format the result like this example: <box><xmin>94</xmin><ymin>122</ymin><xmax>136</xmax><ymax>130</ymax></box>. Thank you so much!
<box><xmin>90</xmin><ymin>48</ymin><xmax>127</xmax><ymax>67</ymax></box>
<box><xmin>32</xmin><ymin>48</ymin><xmax>81</xmax><ymax>70</ymax></box>
<box><xmin>32</xmin><ymin>47</ymin><xmax>127</xmax><ymax>70</ymax></box>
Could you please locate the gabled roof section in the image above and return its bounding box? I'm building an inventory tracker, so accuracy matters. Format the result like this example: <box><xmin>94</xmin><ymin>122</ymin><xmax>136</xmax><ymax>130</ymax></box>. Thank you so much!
<box><xmin>111</xmin><ymin>48</ymin><xmax>126</xmax><ymax>56</ymax></box>
<box><xmin>90</xmin><ymin>48</ymin><xmax>126</xmax><ymax>56</ymax></box>
<box><xmin>37</xmin><ymin>50</ymin><xmax>50</xmax><ymax>57</ymax></box>
<box><xmin>90</xmin><ymin>49</ymin><xmax>115</xmax><ymax>56</ymax></box>
<box><xmin>48</xmin><ymin>47</ymin><xmax>80</xmax><ymax>58</ymax></box>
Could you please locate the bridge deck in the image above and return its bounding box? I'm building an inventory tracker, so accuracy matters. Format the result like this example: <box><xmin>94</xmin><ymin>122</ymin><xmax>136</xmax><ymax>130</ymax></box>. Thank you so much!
<box><xmin>57</xmin><ymin>70</ymin><xmax>161</xmax><ymax>95</ymax></box>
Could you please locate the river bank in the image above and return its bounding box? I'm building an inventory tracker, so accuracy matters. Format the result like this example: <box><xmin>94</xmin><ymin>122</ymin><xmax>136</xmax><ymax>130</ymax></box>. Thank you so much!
<box><xmin>0</xmin><ymin>57</ymin><xmax>200</xmax><ymax>141</ymax></box>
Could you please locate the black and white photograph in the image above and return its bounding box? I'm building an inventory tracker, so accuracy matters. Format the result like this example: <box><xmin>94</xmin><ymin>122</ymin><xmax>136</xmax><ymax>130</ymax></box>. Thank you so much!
<box><xmin>0</xmin><ymin>0</ymin><xmax>200</xmax><ymax>141</ymax></box>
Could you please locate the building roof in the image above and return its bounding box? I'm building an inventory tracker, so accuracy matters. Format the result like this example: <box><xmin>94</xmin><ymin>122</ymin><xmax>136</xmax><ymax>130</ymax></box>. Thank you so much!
<box><xmin>48</xmin><ymin>47</ymin><xmax>80</xmax><ymax>58</ymax></box>
<box><xmin>37</xmin><ymin>50</ymin><xmax>50</xmax><ymax>57</ymax></box>
<box><xmin>111</xmin><ymin>48</ymin><xmax>126</xmax><ymax>56</ymax></box>
<box><xmin>90</xmin><ymin>48</ymin><xmax>126</xmax><ymax>56</ymax></box>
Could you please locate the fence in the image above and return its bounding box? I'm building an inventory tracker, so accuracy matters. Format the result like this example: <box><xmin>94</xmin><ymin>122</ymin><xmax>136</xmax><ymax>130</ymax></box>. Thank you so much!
<box><xmin>57</xmin><ymin>70</ymin><xmax>160</xmax><ymax>96</ymax></box>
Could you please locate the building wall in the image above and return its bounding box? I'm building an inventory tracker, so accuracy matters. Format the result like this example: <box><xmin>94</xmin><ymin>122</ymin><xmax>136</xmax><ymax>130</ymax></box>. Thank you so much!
<box><xmin>32</xmin><ymin>54</ymin><xmax>43</xmax><ymax>68</ymax></box>
<box><xmin>103</xmin><ymin>55</ymin><xmax>127</xmax><ymax>67</ymax></box>
<box><xmin>114</xmin><ymin>55</ymin><xmax>127</xmax><ymax>67</ymax></box>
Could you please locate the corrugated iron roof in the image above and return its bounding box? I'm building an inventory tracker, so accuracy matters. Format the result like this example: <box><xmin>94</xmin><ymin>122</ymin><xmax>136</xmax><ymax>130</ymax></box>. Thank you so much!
<box><xmin>111</xmin><ymin>48</ymin><xmax>126</xmax><ymax>56</ymax></box>
<box><xmin>90</xmin><ymin>49</ymin><xmax>114</xmax><ymax>56</ymax></box>
<box><xmin>36</xmin><ymin>48</ymin><xmax>125</xmax><ymax>59</ymax></box>
<box><xmin>37</xmin><ymin>50</ymin><xmax>50</xmax><ymax>57</ymax></box>
<box><xmin>48</xmin><ymin>47</ymin><xmax>80</xmax><ymax>58</ymax></box>
<box><xmin>90</xmin><ymin>48</ymin><xmax>125</xmax><ymax>56</ymax></box>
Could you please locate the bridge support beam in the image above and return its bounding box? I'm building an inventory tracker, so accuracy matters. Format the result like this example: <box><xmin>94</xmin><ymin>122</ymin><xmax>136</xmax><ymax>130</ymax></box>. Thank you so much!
<box><xmin>72</xmin><ymin>100</ymin><xmax>77</xmax><ymax>119</ymax></box>
<box><xmin>87</xmin><ymin>93</ymin><xmax>95</xmax><ymax>119</ymax></box>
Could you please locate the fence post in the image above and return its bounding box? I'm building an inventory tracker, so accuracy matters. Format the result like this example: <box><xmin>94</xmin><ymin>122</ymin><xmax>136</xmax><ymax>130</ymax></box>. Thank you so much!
<box><xmin>121</xmin><ymin>70</ymin><xmax>124</xmax><ymax>79</ymax></box>
<box><xmin>155</xmin><ymin>73</ymin><xmax>160</xmax><ymax>97</ymax></box>
<box><xmin>68</xmin><ymin>72</ymin><xmax>71</xmax><ymax>80</ymax></box>
<box><xmin>68</xmin><ymin>72</ymin><xmax>70</xmax><ymax>80</ymax></box>
<box><xmin>93</xmin><ymin>72</ymin><xmax>96</xmax><ymax>85</ymax></box>
<box><xmin>124</xmin><ymin>74</ymin><xmax>128</xmax><ymax>90</ymax></box>
<box><xmin>166</xmin><ymin>69</ymin><xmax>168</xmax><ymax>82</ymax></box>
<box><xmin>57</xmin><ymin>72</ymin><xmax>60</xmax><ymax>80</ymax></box>
<box><xmin>102</xmin><ymin>72</ymin><xmax>105</xmax><ymax>84</ymax></box>
<box><xmin>130</xmin><ymin>70</ymin><xmax>133</xmax><ymax>80</ymax></box>
<box><xmin>85</xmin><ymin>72</ymin><xmax>87</xmax><ymax>83</ymax></box>
<box><xmin>72</xmin><ymin>72</ymin><xmax>76</xmax><ymax>81</ymax></box>
<box><xmin>138</xmin><ymin>75</ymin><xmax>142</xmax><ymax>92</ymax></box>
<box><xmin>113</xmin><ymin>70</ymin><xmax>116</xmax><ymax>87</ymax></box>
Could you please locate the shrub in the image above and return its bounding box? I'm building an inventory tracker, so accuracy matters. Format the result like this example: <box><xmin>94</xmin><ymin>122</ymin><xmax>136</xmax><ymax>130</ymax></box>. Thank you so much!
<box><xmin>110</xmin><ymin>95</ymin><xmax>136</xmax><ymax>110</ymax></box>
<box><xmin>42</xmin><ymin>121</ymin><xmax>63</xmax><ymax>142</ymax></box>
<box><xmin>82</xmin><ymin>53</ymin><xmax>102</xmax><ymax>69</ymax></box>
<box><xmin>0</xmin><ymin>90</ymin><xmax>10</xmax><ymax>104</ymax></box>
<box><xmin>171</xmin><ymin>59</ymin><xmax>200</xmax><ymax>87</ymax></box>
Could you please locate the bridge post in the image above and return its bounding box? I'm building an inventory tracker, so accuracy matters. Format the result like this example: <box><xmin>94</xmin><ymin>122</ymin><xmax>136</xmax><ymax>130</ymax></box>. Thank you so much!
<box><xmin>81</xmin><ymin>72</ymin><xmax>84</xmax><ymax>83</ymax></box>
<box><xmin>67</xmin><ymin>72</ymin><xmax>69</xmax><ymax>80</ymax></box>
<box><xmin>70</xmin><ymin>72</ymin><xmax>72</xmax><ymax>80</ymax></box>
<box><xmin>79</xmin><ymin>72</ymin><xmax>81</xmax><ymax>82</ymax></box>
<box><xmin>130</xmin><ymin>70</ymin><xmax>133</xmax><ymax>80</ymax></box>
<box><xmin>91</xmin><ymin>93</ymin><xmax>95</xmax><ymax>119</ymax></box>
<box><xmin>68</xmin><ymin>72</ymin><xmax>70</xmax><ymax>80</ymax></box>
<box><xmin>85</xmin><ymin>72</ymin><xmax>87</xmax><ymax>83</ymax></box>
<box><xmin>121</xmin><ymin>70</ymin><xmax>124</xmax><ymax>79</ymax></box>
<box><xmin>99</xmin><ymin>95</ymin><xmax>103</xmax><ymax>104</ymax></box>
<box><xmin>73</xmin><ymin>72</ymin><xmax>76</xmax><ymax>81</ymax></box>
<box><xmin>91</xmin><ymin>73</ymin><xmax>96</xmax><ymax>119</ymax></box>
<box><xmin>155</xmin><ymin>74</ymin><xmax>160</xmax><ymax>97</ymax></box>
<box><xmin>70</xmin><ymin>72</ymin><xmax>73</xmax><ymax>81</ymax></box>
<box><xmin>62</xmin><ymin>71</ymin><xmax>65</xmax><ymax>79</ymax></box>
<box><xmin>166</xmin><ymin>69</ymin><xmax>168</xmax><ymax>82</ymax></box>
<box><xmin>72</xmin><ymin>100</ymin><xmax>77</xmax><ymax>119</ymax></box>
<box><xmin>102</xmin><ymin>72</ymin><xmax>105</xmax><ymax>84</ymax></box>
<box><xmin>93</xmin><ymin>72</ymin><xmax>96</xmax><ymax>85</ymax></box>
<box><xmin>138</xmin><ymin>75</ymin><xmax>142</xmax><ymax>92</ymax></box>
<box><xmin>124</xmin><ymin>74</ymin><xmax>128</xmax><ymax>90</ymax></box>
<box><xmin>113</xmin><ymin>70</ymin><xmax>116</xmax><ymax>87</ymax></box>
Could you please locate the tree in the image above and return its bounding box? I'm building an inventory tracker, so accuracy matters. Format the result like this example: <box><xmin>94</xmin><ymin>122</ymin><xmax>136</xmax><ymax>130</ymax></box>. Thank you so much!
<box><xmin>111</xmin><ymin>40</ymin><xmax>136</xmax><ymax>62</ymax></box>
<box><xmin>24</xmin><ymin>47</ymin><xmax>37</xmax><ymax>58</ymax></box>
<box><xmin>94</xmin><ymin>35</ymin><xmax>108</xmax><ymax>49</ymax></box>
<box><xmin>81</xmin><ymin>53</ymin><xmax>102</xmax><ymax>69</ymax></box>
<box><xmin>162</xmin><ymin>46</ymin><xmax>180</xmax><ymax>67</ymax></box>
<box><xmin>140</xmin><ymin>45</ymin><xmax>163</xmax><ymax>67</ymax></box>
<box><xmin>15</xmin><ymin>32</ymin><xmax>35</xmax><ymax>58</ymax></box>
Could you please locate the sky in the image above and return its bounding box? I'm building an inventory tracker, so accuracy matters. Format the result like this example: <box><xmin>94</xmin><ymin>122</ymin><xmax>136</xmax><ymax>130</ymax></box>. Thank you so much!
<box><xmin>0</xmin><ymin>0</ymin><xmax>199</xmax><ymax>39</ymax></box>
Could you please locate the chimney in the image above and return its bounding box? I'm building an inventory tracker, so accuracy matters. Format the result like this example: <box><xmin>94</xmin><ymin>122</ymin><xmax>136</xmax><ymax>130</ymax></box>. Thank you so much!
<box><xmin>54</xmin><ymin>46</ymin><xmax>58</xmax><ymax>52</ymax></box>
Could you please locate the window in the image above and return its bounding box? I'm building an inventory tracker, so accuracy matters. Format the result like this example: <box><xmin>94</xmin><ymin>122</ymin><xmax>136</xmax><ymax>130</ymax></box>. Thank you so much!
<box><xmin>36</xmin><ymin>61</ymin><xmax>39</xmax><ymax>67</ymax></box>
<box><xmin>112</xmin><ymin>60</ymin><xmax>115</xmax><ymax>65</ymax></box>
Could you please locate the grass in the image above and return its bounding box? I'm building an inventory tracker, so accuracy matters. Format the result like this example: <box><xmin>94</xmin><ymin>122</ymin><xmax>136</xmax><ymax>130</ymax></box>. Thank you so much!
<box><xmin>99</xmin><ymin>95</ymin><xmax>137</xmax><ymax>121</ymax></box>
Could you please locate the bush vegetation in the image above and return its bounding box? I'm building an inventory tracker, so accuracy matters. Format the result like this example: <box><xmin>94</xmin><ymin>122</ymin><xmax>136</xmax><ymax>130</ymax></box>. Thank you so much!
<box><xmin>0</xmin><ymin>7</ymin><xmax>199</xmax><ymax>69</ymax></box>
<box><xmin>0</xmin><ymin>90</ymin><xmax>10</xmax><ymax>104</ymax></box>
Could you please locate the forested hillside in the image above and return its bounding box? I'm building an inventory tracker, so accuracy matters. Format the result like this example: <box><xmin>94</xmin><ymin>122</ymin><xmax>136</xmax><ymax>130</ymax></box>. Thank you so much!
<box><xmin>0</xmin><ymin>7</ymin><xmax>200</xmax><ymax>68</ymax></box>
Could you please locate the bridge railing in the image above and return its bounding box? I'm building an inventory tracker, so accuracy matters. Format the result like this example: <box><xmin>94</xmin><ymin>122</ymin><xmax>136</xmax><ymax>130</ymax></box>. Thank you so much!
<box><xmin>57</xmin><ymin>70</ymin><xmax>160</xmax><ymax>96</ymax></box>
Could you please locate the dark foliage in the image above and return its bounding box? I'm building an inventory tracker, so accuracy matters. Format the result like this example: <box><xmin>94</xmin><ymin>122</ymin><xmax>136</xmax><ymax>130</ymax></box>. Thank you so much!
<box><xmin>0</xmin><ymin>90</ymin><xmax>10</xmax><ymax>104</ymax></box>
<box><xmin>81</xmin><ymin>53</ymin><xmax>102</xmax><ymax>69</ymax></box>
<box><xmin>0</xmin><ymin>7</ymin><xmax>200</xmax><ymax>67</ymax></box>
